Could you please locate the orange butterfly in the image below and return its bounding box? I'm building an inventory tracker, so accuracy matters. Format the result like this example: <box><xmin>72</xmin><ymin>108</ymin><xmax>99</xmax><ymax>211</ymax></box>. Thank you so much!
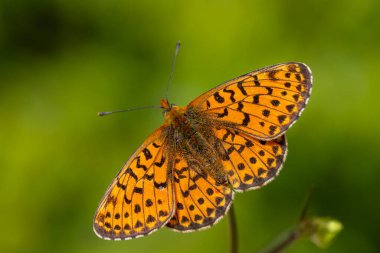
<box><xmin>93</xmin><ymin>59</ymin><xmax>312</xmax><ymax>240</ymax></box>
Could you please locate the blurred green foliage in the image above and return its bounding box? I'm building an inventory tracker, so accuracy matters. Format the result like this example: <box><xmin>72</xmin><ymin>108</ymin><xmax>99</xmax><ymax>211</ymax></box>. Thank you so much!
<box><xmin>1</xmin><ymin>0</ymin><xmax>379</xmax><ymax>252</ymax></box>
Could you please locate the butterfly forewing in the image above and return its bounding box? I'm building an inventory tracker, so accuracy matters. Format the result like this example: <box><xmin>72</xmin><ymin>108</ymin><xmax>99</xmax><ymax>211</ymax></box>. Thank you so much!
<box><xmin>188</xmin><ymin>62</ymin><xmax>312</xmax><ymax>140</ymax></box>
<box><xmin>93</xmin><ymin>127</ymin><xmax>175</xmax><ymax>240</ymax></box>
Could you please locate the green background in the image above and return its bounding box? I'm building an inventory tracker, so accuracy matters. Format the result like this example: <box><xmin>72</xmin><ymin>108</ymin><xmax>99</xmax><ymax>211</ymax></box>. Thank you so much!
<box><xmin>1</xmin><ymin>0</ymin><xmax>379</xmax><ymax>252</ymax></box>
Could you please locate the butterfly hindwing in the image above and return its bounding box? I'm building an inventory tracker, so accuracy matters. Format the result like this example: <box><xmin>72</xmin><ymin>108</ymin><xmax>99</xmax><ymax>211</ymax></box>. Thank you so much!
<box><xmin>188</xmin><ymin>62</ymin><xmax>312</xmax><ymax>140</ymax></box>
<box><xmin>166</xmin><ymin>156</ymin><xmax>234</xmax><ymax>231</ymax></box>
<box><xmin>93</xmin><ymin>127</ymin><xmax>175</xmax><ymax>240</ymax></box>
<box><xmin>215</xmin><ymin>128</ymin><xmax>287</xmax><ymax>191</ymax></box>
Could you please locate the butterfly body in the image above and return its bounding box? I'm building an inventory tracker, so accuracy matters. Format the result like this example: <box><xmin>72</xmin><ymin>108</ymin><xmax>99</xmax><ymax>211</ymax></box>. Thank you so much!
<box><xmin>94</xmin><ymin>62</ymin><xmax>312</xmax><ymax>240</ymax></box>
<box><xmin>162</xmin><ymin>100</ymin><xmax>231</xmax><ymax>186</ymax></box>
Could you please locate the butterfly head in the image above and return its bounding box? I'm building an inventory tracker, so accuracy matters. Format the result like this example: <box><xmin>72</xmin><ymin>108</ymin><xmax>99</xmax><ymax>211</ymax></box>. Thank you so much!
<box><xmin>160</xmin><ymin>98</ymin><xmax>171</xmax><ymax>111</ymax></box>
<box><xmin>160</xmin><ymin>98</ymin><xmax>185</xmax><ymax>124</ymax></box>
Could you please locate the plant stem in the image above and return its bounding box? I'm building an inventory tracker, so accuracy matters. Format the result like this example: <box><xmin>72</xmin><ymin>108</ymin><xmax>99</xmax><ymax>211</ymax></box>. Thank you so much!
<box><xmin>261</xmin><ymin>229</ymin><xmax>300</xmax><ymax>253</ymax></box>
<box><xmin>228</xmin><ymin>204</ymin><xmax>238</xmax><ymax>253</ymax></box>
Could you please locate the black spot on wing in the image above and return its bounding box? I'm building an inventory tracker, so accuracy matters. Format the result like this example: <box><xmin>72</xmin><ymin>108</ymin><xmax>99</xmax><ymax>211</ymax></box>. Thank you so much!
<box><xmin>217</xmin><ymin>108</ymin><xmax>229</xmax><ymax>118</ymax></box>
<box><xmin>134</xmin><ymin>204</ymin><xmax>141</xmax><ymax>213</ymax></box>
<box><xmin>278</xmin><ymin>115</ymin><xmax>287</xmax><ymax>123</ymax></box>
<box><xmin>262</xmin><ymin>110</ymin><xmax>270</xmax><ymax>117</ymax></box>
<box><xmin>144</xmin><ymin>174</ymin><xmax>154</xmax><ymax>181</ymax></box>
<box><xmin>286</xmin><ymin>104</ymin><xmax>295</xmax><ymax>112</ymax></box>
<box><xmin>133</xmin><ymin>187</ymin><xmax>143</xmax><ymax>194</ymax></box>
<box><xmin>154</xmin><ymin>181</ymin><xmax>167</xmax><ymax>189</ymax></box>
<box><xmin>206</xmin><ymin>100</ymin><xmax>211</xmax><ymax>109</ymax></box>
<box><xmin>214</xmin><ymin>92</ymin><xmax>225</xmax><ymax>103</ymax></box>
<box><xmin>136</xmin><ymin>157</ymin><xmax>148</xmax><ymax>171</ymax></box>
<box><xmin>269</xmin><ymin>125</ymin><xmax>277</xmax><ymax>135</ymax></box>
<box><xmin>116</xmin><ymin>180</ymin><xmax>126</xmax><ymax>190</ymax></box>
<box><xmin>253</xmin><ymin>95</ymin><xmax>260</xmax><ymax>104</ymax></box>
<box><xmin>223</xmin><ymin>88</ymin><xmax>236</xmax><ymax>103</ymax></box>
<box><xmin>146</xmin><ymin>215</ymin><xmax>156</xmax><ymax>223</ymax></box>
<box><xmin>154</xmin><ymin>156</ymin><xmax>166</xmax><ymax>167</ymax></box>
<box><xmin>268</xmin><ymin>70</ymin><xmax>278</xmax><ymax>80</ymax></box>
<box><xmin>142</xmin><ymin>148</ymin><xmax>153</xmax><ymax>160</ymax></box>
<box><xmin>146</xmin><ymin>199</ymin><xmax>153</xmax><ymax>207</ymax></box>
<box><xmin>124</xmin><ymin>196</ymin><xmax>132</xmax><ymax>204</ymax></box>
<box><xmin>242</xmin><ymin>113</ymin><xmax>250</xmax><ymax>126</ymax></box>
<box><xmin>253</xmin><ymin>75</ymin><xmax>260</xmax><ymax>86</ymax></box>
<box><xmin>271</xmin><ymin>100</ymin><xmax>280</xmax><ymax>106</ymax></box>
<box><xmin>126</xmin><ymin>168</ymin><xmax>138</xmax><ymax>180</ymax></box>
<box><xmin>237</xmin><ymin>81</ymin><xmax>247</xmax><ymax>95</ymax></box>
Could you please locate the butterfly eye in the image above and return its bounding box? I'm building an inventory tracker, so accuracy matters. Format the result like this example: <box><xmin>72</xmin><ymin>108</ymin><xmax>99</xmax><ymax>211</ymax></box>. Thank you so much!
<box><xmin>162</xmin><ymin>106</ymin><xmax>172</xmax><ymax>117</ymax></box>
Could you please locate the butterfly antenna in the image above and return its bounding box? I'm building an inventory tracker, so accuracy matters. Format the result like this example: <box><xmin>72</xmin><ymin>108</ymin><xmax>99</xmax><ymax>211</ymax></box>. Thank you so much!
<box><xmin>165</xmin><ymin>41</ymin><xmax>181</xmax><ymax>103</ymax></box>
<box><xmin>98</xmin><ymin>105</ymin><xmax>161</xmax><ymax>116</ymax></box>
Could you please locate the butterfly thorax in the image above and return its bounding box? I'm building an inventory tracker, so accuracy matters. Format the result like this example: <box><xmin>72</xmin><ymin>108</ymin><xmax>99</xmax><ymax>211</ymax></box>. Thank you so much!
<box><xmin>160</xmin><ymin>99</ymin><xmax>184</xmax><ymax>125</ymax></box>
<box><xmin>161</xmin><ymin>102</ymin><xmax>229</xmax><ymax>185</ymax></box>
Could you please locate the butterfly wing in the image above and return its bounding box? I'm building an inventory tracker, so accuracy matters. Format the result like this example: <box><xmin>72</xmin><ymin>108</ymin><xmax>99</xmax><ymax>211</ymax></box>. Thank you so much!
<box><xmin>188</xmin><ymin>62</ymin><xmax>312</xmax><ymax>140</ymax></box>
<box><xmin>93</xmin><ymin>127</ymin><xmax>175</xmax><ymax>240</ymax></box>
<box><xmin>215</xmin><ymin>127</ymin><xmax>287</xmax><ymax>191</ymax></box>
<box><xmin>166</xmin><ymin>155</ymin><xmax>234</xmax><ymax>231</ymax></box>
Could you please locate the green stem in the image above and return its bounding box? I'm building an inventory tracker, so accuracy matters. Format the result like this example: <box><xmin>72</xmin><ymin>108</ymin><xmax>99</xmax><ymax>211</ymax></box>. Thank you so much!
<box><xmin>259</xmin><ymin>186</ymin><xmax>314</xmax><ymax>253</ymax></box>
<box><xmin>261</xmin><ymin>229</ymin><xmax>300</xmax><ymax>253</ymax></box>
<box><xmin>228</xmin><ymin>205</ymin><xmax>238</xmax><ymax>253</ymax></box>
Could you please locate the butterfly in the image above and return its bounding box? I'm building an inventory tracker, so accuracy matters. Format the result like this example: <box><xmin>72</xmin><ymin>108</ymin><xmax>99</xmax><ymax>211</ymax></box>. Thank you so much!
<box><xmin>93</xmin><ymin>62</ymin><xmax>312</xmax><ymax>240</ymax></box>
